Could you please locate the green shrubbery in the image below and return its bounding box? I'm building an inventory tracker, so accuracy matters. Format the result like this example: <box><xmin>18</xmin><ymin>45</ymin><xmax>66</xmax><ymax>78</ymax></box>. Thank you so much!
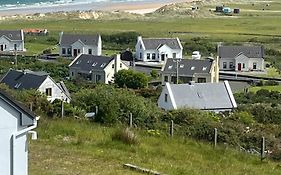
<box><xmin>115</xmin><ymin>69</ymin><xmax>148</xmax><ymax>89</ymax></box>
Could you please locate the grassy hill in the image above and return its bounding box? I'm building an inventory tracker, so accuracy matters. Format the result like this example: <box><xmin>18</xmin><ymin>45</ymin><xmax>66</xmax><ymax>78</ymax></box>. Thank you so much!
<box><xmin>29</xmin><ymin>118</ymin><xmax>281</xmax><ymax>175</ymax></box>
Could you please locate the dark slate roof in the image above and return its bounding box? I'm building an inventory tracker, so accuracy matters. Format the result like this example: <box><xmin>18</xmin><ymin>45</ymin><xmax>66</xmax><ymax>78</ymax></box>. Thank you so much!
<box><xmin>163</xmin><ymin>58</ymin><xmax>213</xmax><ymax>76</ymax></box>
<box><xmin>0</xmin><ymin>30</ymin><xmax>22</xmax><ymax>40</ymax></box>
<box><xmin>142</xmin><ymin>38</ymin><xmax>181</xmax><ymax>50</ymax></box>
<box><xmin>218</xmin><ymin>46</ymin><xmax>264</xmax><ymax>58</ymax></box>
<box><xmin>0</xmin><ymin>89</ymin><xmax>36</xmax><ymax>125</ymax></box>
<box><xmin>69</xmin><ymin>54</ymin><xmax>114</xmax><ymax>72</ymax></box>
<box><xmin>169</xmin><ymin>81</ymin><xmax>236</xmax><ymax>110</ymax></box>
<box><xmin>0</xmin><ymin>69</ymin><xmax>48</xmax><ymax>90</ymax></box>
<box><xmin>57</xmin><ymin>81</ymin><xmax>71</xmax><ymax>99</ymax></box>
<box><xmin>60</xmin><ymin>33</ymin><xmax>99</xmax><ymax>46</ymax></box>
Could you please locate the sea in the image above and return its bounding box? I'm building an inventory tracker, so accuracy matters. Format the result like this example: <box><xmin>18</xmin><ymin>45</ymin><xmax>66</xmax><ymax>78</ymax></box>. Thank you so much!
<box><xmin>0</xmin><ymin>0</ymin><xmax>144</xmax><ymax>11</ymax></box>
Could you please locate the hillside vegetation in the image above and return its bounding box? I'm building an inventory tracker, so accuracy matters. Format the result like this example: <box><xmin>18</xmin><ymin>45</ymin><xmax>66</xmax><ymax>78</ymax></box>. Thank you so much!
<box><xmin>29</xmin><ymin>118</ymin><xmax>281</xmax><ymax>175</ymax></box>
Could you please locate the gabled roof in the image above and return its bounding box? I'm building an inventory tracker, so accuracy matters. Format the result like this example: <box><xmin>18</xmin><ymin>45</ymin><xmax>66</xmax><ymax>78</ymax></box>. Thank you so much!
<box><xmin>142</xmin><ymin>38</ymin><xmax>181</xmax><ymax>50</ymax></box>
<box><xmin>166</xmin><ymin>81</ymin><xmax>237</xmax><ymax>110</ymax></box>
<box><xmin>60</xmin><ymin>33</ymin><xmax>100</xmax><ymax>46</ymax></box>
<box><xmin>163</xmin><ymin>58</ymin><xmax>213</xmax><ymax>76</ymax></box>
<box><xmin>0</xmin><ymin>69</ymin><xmax>48</xmax><ymax>90</ymax></box>
<box><xmin>57</xmin><ymin>81</ymin><xmax>71</xmax><ymax>100</ymax></box>
<box><xmin>218</xmin><ymin>45</ymin><xmax>264</xmax><ymax>58</ymax></box>
<box><xmin>0</xmin><ymin>30</ymin><xmax>23</xmax><ymax>41</ymax></box>
<box><xmin>69</xmin><ymin>54</ymin><xmax>114</xmax><ymax>72</ymax></box>
<box><xmin>0</xmin><ymin>89</ymin><xmax>36</xmax><ymax>126</ymax></box>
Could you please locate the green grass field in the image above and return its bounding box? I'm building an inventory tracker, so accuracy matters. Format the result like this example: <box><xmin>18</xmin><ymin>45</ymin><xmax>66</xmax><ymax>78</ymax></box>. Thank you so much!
<box><xmin>249</xmin><ymin>85</ymin><xmax>281</xmax><ymax>93</ymax></box>
<box><xmin>29</xmin><ymin>118</ymin><xmax>281</xmax><ymax>175</ymax></box>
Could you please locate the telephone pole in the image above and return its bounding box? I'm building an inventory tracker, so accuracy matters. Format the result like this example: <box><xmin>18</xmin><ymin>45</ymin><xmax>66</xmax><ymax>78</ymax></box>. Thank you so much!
<box><xmin>173</xmin><ymin>58</ymin><xmax>181</xmax><ymax>84</ymax></box>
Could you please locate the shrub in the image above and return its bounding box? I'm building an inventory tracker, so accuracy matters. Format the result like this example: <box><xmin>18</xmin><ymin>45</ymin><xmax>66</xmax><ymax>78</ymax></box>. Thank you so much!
<box><xmin>112</xmin><ymin>128</ymin><xmax>139</xmax><ymax>145</ymax></box>
<box><xmin>115</xmin><ymin>69</ymin><xmax>148</xmax><ymax>89</ymax></box>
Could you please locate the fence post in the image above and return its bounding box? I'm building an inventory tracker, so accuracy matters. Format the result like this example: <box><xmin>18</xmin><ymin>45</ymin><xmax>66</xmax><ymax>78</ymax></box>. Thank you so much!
<box><xmin>30</xmin><ymin>103</ymin><xmax>33</xmax><ymax>111</ymax></box>
<box><xmin>214</xmin><ymin>128</ymin><xmax>218</xmax><ymax>148</ymax></box>
<box><xmin>129</xmin><ymin>113</ymin><xmax>133</xmax><ymax>128</ymax></box>
<box><xmin>61</xmin><ymin>100</ymin><xmax>64</xmax><ymax>118</ymax></box>
<box><xmin>95</xmin><ymin>106</ymin><xmax>98</xmax><ymax>116</ymax></box>
<box><xmin>261</xmin><ymin>137</ymin><xmax>265</xmax><ymax>161</ymax></box>
<box><xmin>170</xmin><ymin>120</ymin><xmax>174</xmax><ymax>137</ymax></box>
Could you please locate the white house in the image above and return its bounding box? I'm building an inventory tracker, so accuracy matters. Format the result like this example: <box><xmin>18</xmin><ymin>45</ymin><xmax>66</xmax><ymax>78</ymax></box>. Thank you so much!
<box><xmin>218</xmin><ymin>45</ymin><xmax>264</xmax><ymax>71</ymax></box>
<box><xmin>158</xmin><ymin>81</ymin><xmax>237</xmax><ymax>112</ymax></box>
<box><xmin>0</xmin><ymin>69</ymin><xmax>71</xmax><ymax>103</ymax></box>
<box><xmin>69</xmin><ymin>54</ymin><xmax>129</xmax><ymax>84</ymax></box>
<box><xmin>0</xmin><ymin>90</ymin><xmax>38</xmax><ymax>175</ymax></box>
<box><xmin>135</xmin><ymin>36</ymin><xmax>183</xmax><ymax>62</ymax></box>
<box><xmin>0</xmin><ymin>30</ymin><xmax>25</xmax><ymax>52</ymax></box>
<box><xmin>59</xmin><ymin>32</ymin><xmax>102</xmax><ymax>57</ymax></box>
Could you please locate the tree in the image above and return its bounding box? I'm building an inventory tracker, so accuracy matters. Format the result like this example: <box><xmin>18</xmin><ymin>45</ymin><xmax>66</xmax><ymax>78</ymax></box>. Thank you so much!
<box><xmin>115</xmin><ymin>69</ymin><xmax>148</xmax><ymax>89</ymax></box>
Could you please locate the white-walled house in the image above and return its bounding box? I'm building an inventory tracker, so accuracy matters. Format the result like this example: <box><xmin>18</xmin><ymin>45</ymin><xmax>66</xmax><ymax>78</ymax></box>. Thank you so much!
<box><xmin>0</xmin><ymin>90</ymin><xmax>38</xmax><ymax>175</ymax></box>
<box><xmin>135</xmin><ymin>36</ymin><xmax>183</xmax><ymax>62</ymax></box>
<box><xmin>69</xmin><ymin>54</ymin><xmax>129</xmax><ymax>84</ymax></box>
<box><xmin>218</xmin><ymin>45</ymin><xmax>264</xmax><ymax>71</ymax></box>
<box><xmin>0</xmin><ymin>30</ymin><xmax>25</xmax><ymax>52</ymax></box>
<box><xmin>0</xmin><ymin>69</ymin><xmax>71</xmax><ymax>103</ymax></box>
<box><xmin>59</xmin><ymin>32</ymin><xmax>102</xmax><ymax>57</ymax></box>
<box><xmin>158</xmin><ymin>81</ymin><xmax>237</xmax><ymax>112</ymax></box>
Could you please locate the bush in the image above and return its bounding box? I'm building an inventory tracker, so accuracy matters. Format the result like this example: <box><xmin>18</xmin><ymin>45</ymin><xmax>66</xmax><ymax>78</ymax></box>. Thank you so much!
<box><xmin>112</xmin><ymin>128</ymin><xmax>139</xmax><ymax>145</ymax></box>
<box><xmin>115</xmin><ymin>69</ymin><xmax>148</xmax><ymax>89</ymax></box>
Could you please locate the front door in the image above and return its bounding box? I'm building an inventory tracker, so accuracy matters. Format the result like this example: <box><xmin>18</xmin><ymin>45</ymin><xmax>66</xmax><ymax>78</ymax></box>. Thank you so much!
<box><xmin>73</xmin><ymin>49</ymin><xmax>78</xmax><ymax>57</ymax></box>
<box><xmin>238</xmin><ymin>63</ymin><xmax>242</xmax><ymax>71</ymax></box>
<box><xmin>161</xmin><ymin>54</ymin><xmax>165</xmax><ymax>61</ymax></box>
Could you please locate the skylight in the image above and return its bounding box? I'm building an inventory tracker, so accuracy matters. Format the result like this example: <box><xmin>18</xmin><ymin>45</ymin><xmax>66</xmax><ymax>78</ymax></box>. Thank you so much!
<box><xmin>191</xmin><ymin>66</ymin><xmax>195</xmax><ymax>70</ymax></box>
<box><xmin>14</xmin><ymin>83</ymin><xmax>21</xmax><ymax>89</ymax></box>
<box><xmin>168</xmin><ymin>65</ymin><xmax>173</xmax><ymax>69</ymax></box>
<box><xmin>87</xmin><ymin>60</ymin><xmax>91</xmax><ymax>64</ymax></box>
<box><xmin>180</xmin><ymin>64</ymin><xmax>184</xmax><ymax>68</ymax></box>
<box><xmin>202</xmin><ymin>67</ymin><xmax>207</xmax><ymax>71</ymax></box>
<box><xmin>92</xmin><ymin>62</ymin><xmax>97</xmax><ymax>67</ymax></box>
<box><xmin>100</xmin><ymin>63</ymin><xmax>106</xmax><ymax>68</ymax></box>
<box><xmin>76</xmin><ymin>60</ymin><xmax>81</xmax><ymax>65</ymax></box>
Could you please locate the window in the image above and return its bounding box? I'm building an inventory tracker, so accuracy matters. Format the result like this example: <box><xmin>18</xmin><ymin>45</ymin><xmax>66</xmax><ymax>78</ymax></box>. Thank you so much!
<box><xmin>62</xmin><ymin>48</ymin><xmax>66</xmax><ymax>54</ymax></box>
<box><xmin>202</xmin><ymin>67</ymin><xmax>207</xmax><ymax>71</ymax></box>
<box><xmin>78</xmin><ymin>49</ymin><xmax>81</xmax><ymax>54</ymax></box>
<box><xmin>197</xmin><ymin>78</ymin><xmax>206</xmax><ymax>83</ymax></box>
<box><xmin>71</xmin><ymin>72</ymin><xmax>74</xmax><ymax>76</ymax></box>
<box><xmin>112</xmin><ymin>64</ymin><xmax>115</xmax><ymax>69</ymax></box>
<box><xmin>173</xmin><ymin>53</ymin><xmax>176</xmax><ymax>58</ymax></box>
<box><xmin>243</xmin><ymin>63</ymin><xmax>245</xmax><ymax>68</ymax></box>
<box><xmin>152</xmin><ymin>53</ymin><xmax>156</xmax><ymax>60</ymax></box>
<box><xmin>88</xmin><ymin>49</ymin><xmax>92</xmax><ymax>55</ymax></box>
<box><xmin>46</xmin><ymin>88</ymin><xmax>52</xmax><ymax>97</ymax></box>
<box><xmin>229</xmin><ymin>62</ymin><xmax>234</xmax><ymax>68</ymax></box>
<box><xmin>14</xmin><ymin>44</ymin><xmax>17</xmax><ymax>51</ymax></box>
<box><xmin>120</xmin><ymin>63</ymin><xmax>122</xmax><ymax>68</ymax></box>
<box><xmin>140</xmin><ymin>53</ymin><xmax>142</xmax><ymax>59</ymax></box>
<box><xmin>96</xmin><ymin>75</ymin><xmax>101</xmax><ymax>82</ymax></box>
<box><xmin>164</xmin><ymin>76</ymin><xmax>168</xmax><ymax>82</ymax></box>
<box><xmin>191</xmin><ymin>66</ymin><xmax>195</xmax><ymax>70</ymax></box>
<box><xmin>223</xmin><ymin>62</ymin><xmax>227</xmax><ymax>69</ymax></box>
<box><xmin>180</xmin><ymin>64</ymin><xmax>184</xmax><ymax>68</ymax></box>
<box><xmin>147</xmin><ymin>53</ymin><xmax>150</xmax><ymax>60</ymax></box>
<box><xmin>140</xmin><ymin>44</ymin><xmax>142</xmax><ymax>49</ymax></box>
<box><xmin>165</xmin><ymin>93</ymin><xmax>168</xmax><ymax>102</ymax></box>
<box><xmin>67</xmin><ymin>48</ymin><xmax>71</xmax><ymax>55</ymax></box>
<box><xmin>253</xmin><ymin>62</ymin><xmax>257</xmax><ymax>69</ymax></box>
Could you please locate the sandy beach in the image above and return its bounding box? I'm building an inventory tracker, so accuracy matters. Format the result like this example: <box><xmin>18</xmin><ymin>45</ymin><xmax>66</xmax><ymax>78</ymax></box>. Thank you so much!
<box><xmin>0</xmin><ymin>0</ymin><xmax>191</xmax><ymax>17</ymax></box>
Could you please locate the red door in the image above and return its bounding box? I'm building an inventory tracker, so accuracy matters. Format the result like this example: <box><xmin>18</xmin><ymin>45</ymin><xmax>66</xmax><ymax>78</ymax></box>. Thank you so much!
<box><xmin>238</xmin><ymin>63</ymin><xmax>242</xmax><ymax>71</ymax></box>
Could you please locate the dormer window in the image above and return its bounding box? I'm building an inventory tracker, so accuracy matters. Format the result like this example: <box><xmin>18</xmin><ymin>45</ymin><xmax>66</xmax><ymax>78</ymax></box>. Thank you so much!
<box><xmin>191</xmin><ymin>66</ymin><xmax>195</xmax><ymax>70</ymax></box>
<box><xmin>112</xmin><ymin>64</ymin><xmax>115</xmax><ymax>69</ymax></box>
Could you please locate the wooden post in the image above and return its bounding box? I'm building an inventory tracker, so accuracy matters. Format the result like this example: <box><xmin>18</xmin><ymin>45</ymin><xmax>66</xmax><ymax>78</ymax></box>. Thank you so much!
<box><xmin>61</xmin><ymin>100</ymin><xmax>64</xmax><ymax>118</ymax></box>
<box><xmin>30</xmin><ymin>103</ymin><xmax>33</xmax><ymax>111</ymax></box>
<box><xmin>129</xmin><ymin>113</ymin><xmax>133</xmax><ymax>128</ymax></box>
<box><xmin>214</xmin><ymin>128</ymin><xmax>218</xmax><ymax>148</ymax></box>
<box><xmin>261</xmin><ymin>137</ymin><xmax>265</xmax><ymax>161</ymax></box>
<box><xmin>170</xmin><ymin>120</ymin><xmax>174</xmax><ymax>137</ymax></box>
<box><xmin>95</xmin><ymin>106</ymin><xmax>98</xmax><ymax>115</ymax></box>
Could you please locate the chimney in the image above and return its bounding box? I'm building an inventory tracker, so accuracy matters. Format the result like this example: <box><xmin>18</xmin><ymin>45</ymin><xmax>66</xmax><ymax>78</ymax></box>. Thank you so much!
<box><xmin>137</xmin><ymin>36</ymin><xmax>142</xmax><ymax>42</ymax></box>
<box><xmin>114</xmin><ymin>54</ymin><xmax>121</xmax><ymax>74</ymax></box>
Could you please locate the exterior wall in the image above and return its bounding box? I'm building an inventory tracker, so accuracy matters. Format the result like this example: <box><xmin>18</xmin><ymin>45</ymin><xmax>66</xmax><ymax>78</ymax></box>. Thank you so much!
<box><xmin>0</xmin><ymin>36</ymin><xmax>25</xmax><ymax>52</ymax></box>
<box><xmin>135</xmin><ymin>39</ymin><xmax>144</xmax><ymax>61</ymax></box>
<box><xmin>248</xmin><ymin>58</ymin><xmax>264</xmax><ymax>71</ymax></box>
<box><xmin>71</xmin><ymin>41</ymin><xmax>85</xmax><ymax>57</ymax></box>
<box><xmin>157</xmin><ymin>85</ymin><xmax>175</xmax><ymax>110</ymax></box>
<box><xmin>219</xmin><ymin>57</ymin><xmax>235</xmax><ymax>71</ymax></box>
<box><xmin>161</xmin><ymin>73</ymin><xmax>212</xmax><ymax>85</ymax></box>
<box><xmin>0</xmin><ymin>100</ymin><xmax>28</xmax><ymax>175</ymax></box>
<box><xmin>59</xmin><ymin>45</ymin><xmax>72</xmax><ymax>57</ymax></box>
<box><xmin>103</xmin><ymin>58</ymin><xmax>129</xmax><ymax>84</ymax></box>
<box><xmin>38</xmin><ymin>76</ymin><xmax>70</xmax><ymax>103</ymax></box>
<box><xmin>91</xmin><ymin>70</ymin><xmax>106</xmax><ymax>84</ymax></box>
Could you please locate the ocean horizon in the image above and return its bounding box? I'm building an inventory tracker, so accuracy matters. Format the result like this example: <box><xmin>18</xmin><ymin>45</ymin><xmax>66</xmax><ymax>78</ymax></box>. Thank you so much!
<box><xmin>0</xmin><ymin>0</ymin><xmax>147</xmax><ymax>10</ymax></box>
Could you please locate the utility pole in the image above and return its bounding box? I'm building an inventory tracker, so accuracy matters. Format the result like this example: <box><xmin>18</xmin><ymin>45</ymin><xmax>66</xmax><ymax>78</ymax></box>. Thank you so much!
<box><xmin>173</xmin><ymin>58</ymin><xmax>181</xmax><ymax>84</ymax></box>
<box><xmin>14</xmin><ymin>48</ymin><xmax>17</xmax><ymax>70</ymax></box>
